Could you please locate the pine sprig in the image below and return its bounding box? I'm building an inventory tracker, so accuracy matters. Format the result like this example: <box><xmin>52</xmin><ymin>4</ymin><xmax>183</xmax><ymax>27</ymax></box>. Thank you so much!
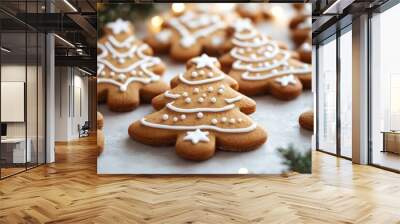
<box><xmin>277</xmin><ymin>144</ymin><xmax>311</xmax><ymax>173</ymax></box>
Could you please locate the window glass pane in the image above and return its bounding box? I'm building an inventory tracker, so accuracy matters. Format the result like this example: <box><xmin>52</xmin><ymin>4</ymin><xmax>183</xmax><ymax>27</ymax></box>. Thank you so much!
<box><xmin>317</xmin><ymin>37</ymin><xmax>337</xmax><ymax>154</ymax></box>
<box><xmin>371</xmin><ymin>3</ymin><xmax>400</xmax><ymax>171</ymax></box>
<box><xmin>340</xmin><ymin>29</ymin><xmax>352</xmax><ymax>158</ymax></box>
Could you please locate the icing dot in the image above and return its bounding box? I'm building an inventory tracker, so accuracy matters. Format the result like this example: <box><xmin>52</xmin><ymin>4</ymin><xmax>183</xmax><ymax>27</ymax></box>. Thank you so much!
<box><xmin>110</xmin><ymin>72</ymin><xmax>115</xmax><ymax>76</ymax></box>
<box><xmin>118</xmin><ymin>58</ymin><xmax>125</xmax><ymax>64</ymax></box>
<box><xmin>162</xmin><ymin>114</ymin><xmax>169</xmax><ymax>121</ymax></box>
<box><xmin>208</xmin><ymin>87</ymin><xmax>214</xmax><ymax>92</ymax></box>
<box><xmin>193</xmin><ymin>88</ymin><xmax>200</xmax><ymax>94</ymax></box>
<box><xmin>173</xmin><ymin>117</ymin><xmax>178</xmax><ymax>122</ymax></box>
<box><xmin>185</xmin><ymin>97</ymin><xmax>192</xmax><ymax>104</ymax></box>
<box><xmin>197</xmin><ymin>112</ymin><xmax>204</xmax><ymax>119</ymax></box>
<box><xmin>229</xmin><ymin>118</ymin><xmax>236</xmax><ymax>124</ymax></box>
<box><xmin>100</xmin><ymin>71</ymin><xmax>106</xmax><ymax>77</ymax></box>
<box><xmin>202</xmin><ymin>93</ymin><xmax>207</xmax><ymax>98</ymax></box>
<box><xmin>210</xmin><ymin>97</ymin><xmax>217</xmax><ymax>103</ymax></box>
<box><xmin>118</xmin><ymin>74</ymin><xmax>126</xmax><ymax>81</ymax></box>
<box><xmin>138</xmin><ymin>71</ymin><xmax>144</xmax><ymax>76</ymax></box>
<box><xmin>211</xmin><ymin>119</ymin><xmax>218</xmax><ymax>125</ymax></box>
<box><xmin>199</xmin><ymin>70</ymin><xmax>205</xmax><ymax>75</ymax></box>
<box><xmin>191</xmin><ymin>71</ymin><xmax>198</xmax><ymax>78</ymax></box>
<box><xmin>238</xmin><ymin>118</ymin><xmax>243</xmax><ymax>123</ymax></box>
<box><xmin>207</xmin><ymin>72</ymin><xmax>214</xmax><ymax>77</ymax></box>
<box><xmin>218</xmin><ymin>88</ymin><xmax>224</xmax><ymax>94</ymax></box>
<box><xmin>182</xmin><ymin>92</ymin><xmax>188</xmax><ymax>97</ymax></box>
<box><xmin>131</xmin><ymin>70</ymin><xmax>137</xmax><ymax>75</ymax></box>
<box><xmin>198</xmin><ymin>97</ymin><xmax>204</xmax><ymax>103</ymax></box>
<box><xmin>180</xmin><ymin>114</ymin><xmax>186</xmax><ymax>120</ymax></box>
<box><xmin>221</xmin><ymin>117</ymin><xmax>227</xmax><ymax>123</ymax></box>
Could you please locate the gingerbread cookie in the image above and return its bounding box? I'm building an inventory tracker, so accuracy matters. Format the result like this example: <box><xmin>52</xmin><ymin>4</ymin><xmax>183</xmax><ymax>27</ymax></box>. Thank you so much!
<box><xmin>290</xmin><ymin>4</ymin><xmax>312</xmax><ymax>46</ymax></box>
<box><xmin>145</xmin><ymin>8</ymin><xmax>230</xmax><ymax>61</ymax></box>
<box><xmin>129</xmin><ymin>54</ymin><xmax>267</xmax><ymax>161</ymax></box>
<box><xmin>219</xmin><ymin>19</ymin><xmax>312</xmax><ymax>100</ymax></box>
<box><xmin>297</xmin><ymin>40</ymin><xmax>312</xmax><ymax>64</ymax></box>
<box><xmin>97</xmin><ymin>19</ymin><xmax>169</xmax><ymax>112</ymax></box>
<box><xmin>299</xmin><ymin>110</ymin><xmax>313</xmax><ymax>131</ymax></box>
<box><xmin>97</xmin><ymin>112</ymin><xmax>104</xmax><ymax>155</ymax></box>
<box><xmin>235</xmin><ymin>3</ymin><xmax>273</xmax><ymax>22</ymax></box>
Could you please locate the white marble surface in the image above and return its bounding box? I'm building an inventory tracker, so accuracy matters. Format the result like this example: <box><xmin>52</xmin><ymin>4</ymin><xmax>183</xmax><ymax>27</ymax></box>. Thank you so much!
<box><xmin>98</xmin><ymin>4</ymin><xmax>312</xmax><ymax>174</ymax></box>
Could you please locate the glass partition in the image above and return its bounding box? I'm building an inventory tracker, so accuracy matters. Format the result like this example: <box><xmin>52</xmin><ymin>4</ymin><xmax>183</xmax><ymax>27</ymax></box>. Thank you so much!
<box><xmin>317</xmin><ymin>36</ymin><xmax>337</xmax><ymax>155</ymax></box>
<box><xmin>0</xmin><ymin>1</ymin><xmax>46</xmax><ymax>179</ymax></box>
<box><xmin>370</xmin><ymin>3</ymin><xmax>400</xmax><ymax>171</ymax></box>
<box><xmin>339</xmin><ymin>28</ymin><xmax>352</xmax><ymax>158</ymax></box>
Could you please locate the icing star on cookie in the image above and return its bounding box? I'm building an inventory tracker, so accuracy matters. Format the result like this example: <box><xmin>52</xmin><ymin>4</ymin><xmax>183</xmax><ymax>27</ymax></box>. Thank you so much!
<box><xmin>97</xmin><ymin>19</ymin><xmax>169</xmax><ymax>112</ymax></box>
<box><xmin>183</xmin><ymin>129</ymin><xmax>210</xmax><ymax>144</ymax></box>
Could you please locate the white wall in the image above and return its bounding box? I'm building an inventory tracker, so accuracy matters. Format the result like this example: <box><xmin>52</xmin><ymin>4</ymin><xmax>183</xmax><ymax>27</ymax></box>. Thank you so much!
<box><xmin>54</xmin><ymin>67</ymin><xmax>89</xmax><ymax>141</ymax></box>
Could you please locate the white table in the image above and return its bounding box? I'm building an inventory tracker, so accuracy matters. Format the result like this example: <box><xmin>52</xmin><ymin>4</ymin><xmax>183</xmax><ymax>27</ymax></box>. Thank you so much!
<box><xmin>1</xmin><ymin>138</ymin><xmax>31</xmax><ymax>163</ymax></box>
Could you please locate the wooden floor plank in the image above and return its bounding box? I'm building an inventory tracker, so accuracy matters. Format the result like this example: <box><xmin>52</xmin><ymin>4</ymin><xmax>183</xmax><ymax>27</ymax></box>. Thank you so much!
<box><xmin>0</xmin><ymin>135</ymin><xmax>399</xmax><ymax>224</ymax></box>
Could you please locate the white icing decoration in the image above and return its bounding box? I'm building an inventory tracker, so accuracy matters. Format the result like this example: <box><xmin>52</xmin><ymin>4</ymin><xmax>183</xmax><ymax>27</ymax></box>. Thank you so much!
<box><xmin>198</xmin><ymin>97</ymin><xmax>204</xmax><ymax>103</ymax></box>
<box><xmin>300</xmin><ymin>42</ymin><xmax>312</xmax><ymax>52</ymax></box>
<box><xmin>218</xmin><ymin>88</ymin><xmax>224</xmax><ymax>94</ymax></box>
<box><xmin>275</xmin><ymin>75</ymin><xmax>297</xmax><ymax>86</ymax></box>
<box><xmin>182</xmin><ymin>92</ymin><xmax>188</xmax><ymax>97</ymax></box>
<box><xmin>238</xmin><ymin>118</ymin><xmax>243</xmax><ymax>123</ymax></box>
<box><xmin>179</xmin><ymin>72</ymin><xmax>224</xmax><ymax>85</ymax></box>
<box><xmin>197</xmin><ymin>112</ymin><xmax>204</xmax><ymax>119</ymax></box>
<box><xmin>207</xmin><ymin>72</ymin><xmax>213</xmax><ymax>77</ymax></box>
<box><xmin>225</xmin><ymin>95</ymin><xmax>242</xmax><ymax>104</ymax></box>
<box><xmin>168</xmin><ymin>12</ymin><xmax>225</xmax><ymax>48</ymax></box>
<box><xmin>164</xmin><ymin>91</ymin><xmax>181</xmax><ymax>99</ymax></box>
<box><xmin>162</xmin><ymin>114</ymin><xmax>169</xmax><ymax>121</ymax></box>
<box><xmin>108</xmin><ymin>35</ymin><xmax>135</xmax><ymax>49</ymax></box>
<box><xmin>181</xmin><ymin>36</ymin><xmax>195</xmax><ymax>47</ymax></box>
<box><xmin>232</xmin><ymin>18</ymin><xmax>254</xmax><ymax>33</ymax></box>
<box><xmin>211</xmin><ymin>119</ymin><xmax>218</xmax><ymax>125</ymax></box>
<box><xmin>173</xmin><ymin>117</ymin><xmax>178</xmax><ymax>122</ymax></box>
<box><xmin>229</xmin><ymin>118</ymin><xmax>236</xmax><ymax>124</ymax></box>
<box><xmin>106</xmin><ymin>19</ymin><xmax>130</xmax><ymax>35</ymax></box>
<box><xmin>185</xmin><ymin>97</ymin><xmax>192</xmax><ymax>104</ymax></box>
<box><xmin>298</xmin><ymin>17</ymin><xmax>312</xmax><ymax>29</ymax></box>
<box><xmin>180</xmin><ymin>114</ymin><xmax>186</xmax><ymax>120</ymax></box>
<box><xmin>193</xmin><ymin>88</ymin><xmax>200</xmax><ymax>94</ymax></box>
<box><xmin>141</xmin><ymin>118</ymin><xmax>257</xmax><ymax>133</ymax></box>
<box><xmin>192</xmin><ymin>71</ymin><xmax>198</xmax><ymax>78</ymax></box>
<box><xmin>118</xmin><ymin>74</ymin><xmax>126</xmax><ymax>81</ymax></box>
<box><xmin>221</xmin><ymin>117</ymin><xmax>227</xmax><ymax>123</ymax></box>
<box><xmin>155</xmin><ymin>30</ymin><xmax>172</xmax><ymax>44</ymax></box>
<box><xmin>208</xmin><ymin>86</ymin><xmax>214</xmax><ymax>92</ymax></box>
<box><xmin>202</xmin><ymin>93</ymin><xmax>207</xmax><ymax>98</ymax></box>
<box><xmin>199</xmin><ymin>70</ymin><xmax>205</xmax><ymax>75</ymax></box>
<box><xmin>210</xmin><ymin>97</ymin><xmax>217</xmax><ymax>103</ymax></box>
<box><xmin>191</xmin><ymin>54</ymin><xmax>218</xmax><ymax>69</ymax></box>
<box><xmin>167</xmin><ymin>102</ymin><xmax>234</xmax><ymax>113</ymax></box>
<box><xmin>211</xmin><ymin>36</ymin><xmax>223</xmax><ymax>46</ymax></box>
<box><xmin>183</xmin><ymin>129</ymin><xmax>210</xmax><ymax>144</ymax></box>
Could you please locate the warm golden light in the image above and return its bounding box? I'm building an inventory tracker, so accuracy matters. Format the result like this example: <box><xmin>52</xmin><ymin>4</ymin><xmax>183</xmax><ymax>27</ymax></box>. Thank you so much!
<box><xmin>150</xmin><ymin>16</ymin><xmax>163</xmax><ymax>33</ymax></box>
<box><xmin>172</xmin><ymin>3</ymin><xmax>185</xmax><ymax>14</ymax></box>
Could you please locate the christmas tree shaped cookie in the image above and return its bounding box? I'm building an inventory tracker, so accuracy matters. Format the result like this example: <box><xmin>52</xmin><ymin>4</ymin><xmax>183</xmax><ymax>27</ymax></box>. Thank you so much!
<box><xmin>220</xmin><ymin>19</ymin><xmax>312</xmax><ymax>100</ymax></box>
<box><xmin>97</xmin><ymin>19</ymin><xmax>169</xmax><ymax>112</ymax></box>
<box><xmin>145</xmin><ymin>7</ymin><xmax>229</xmax><ymax>61</ymax></box>
<box><xmin>129</xmin><ymin>54</ymin><xmax>267</xmax><ymax>161</ymax></box>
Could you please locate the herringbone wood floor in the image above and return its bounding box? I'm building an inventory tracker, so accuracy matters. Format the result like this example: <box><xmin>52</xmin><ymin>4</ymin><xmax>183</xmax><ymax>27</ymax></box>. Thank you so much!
<box><xmin>0</xmin><ymin>135</ymin><xmax>399</xmax><ymax>224</ymax></box>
